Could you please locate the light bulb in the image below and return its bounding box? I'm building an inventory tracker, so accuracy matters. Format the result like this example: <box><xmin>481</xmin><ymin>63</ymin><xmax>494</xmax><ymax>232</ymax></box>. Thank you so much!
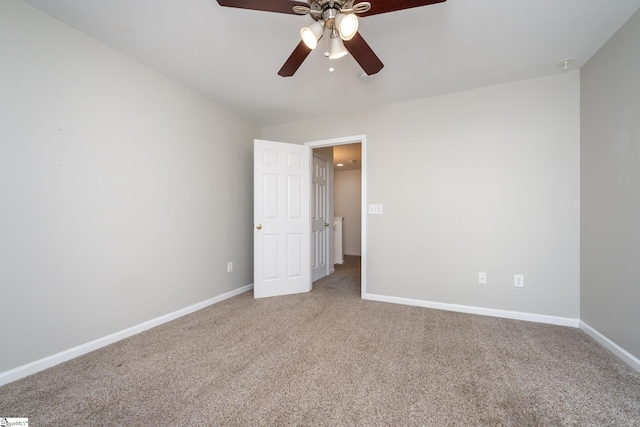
<box><xmin>336</xmin><ymin>13</ymin><xmax>358</xmax><ymax>41</ymax></box>
<box><xmin>301</xmin><ymin>20</ymin><xmax>325</xmax><ymax>49</ymax></box>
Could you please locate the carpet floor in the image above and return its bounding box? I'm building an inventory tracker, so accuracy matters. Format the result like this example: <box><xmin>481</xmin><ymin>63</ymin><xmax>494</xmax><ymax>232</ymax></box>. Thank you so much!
<box><xmin>2</xmin><ymin>256</ymin><xmax>640</xmax><ymax>426</ymax></box>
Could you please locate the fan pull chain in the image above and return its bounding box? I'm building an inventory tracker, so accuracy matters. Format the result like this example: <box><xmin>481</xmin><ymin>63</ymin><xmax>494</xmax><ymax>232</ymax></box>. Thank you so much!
<box><xmin>324</xmin><ymin>31</ymin><xmax>334</xmax><ymax>72</ymax></box>
<box><xmin>324</xmin><ymin>31</ymin><xmax>330</xmax><ymax>58</ymax></box>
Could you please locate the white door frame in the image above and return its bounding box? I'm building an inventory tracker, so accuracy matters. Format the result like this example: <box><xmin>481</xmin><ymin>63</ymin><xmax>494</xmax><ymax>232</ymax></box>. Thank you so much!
<box><xmin>305</xmin><ymin>135</ymin><xmax>367</xmax><ymax>297</ymax></box>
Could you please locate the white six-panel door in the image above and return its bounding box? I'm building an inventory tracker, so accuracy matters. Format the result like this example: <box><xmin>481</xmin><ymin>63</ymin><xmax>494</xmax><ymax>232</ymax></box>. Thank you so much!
<box><xmin>311</xmin><ymin>154</ymin><xmax>329</xmax><ymax>282</ymax></box>
<box><xmin>254</xmin><ymin>139</ymin><xmax>311</xmax><ymax>298</ymax></box>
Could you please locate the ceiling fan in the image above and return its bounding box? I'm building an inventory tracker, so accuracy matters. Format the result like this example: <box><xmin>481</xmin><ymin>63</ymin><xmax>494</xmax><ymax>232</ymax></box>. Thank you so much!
<box><xmin>216</xmin><ymin>0</ymin><xmax>446</xmax><ymax>77</ymax></box>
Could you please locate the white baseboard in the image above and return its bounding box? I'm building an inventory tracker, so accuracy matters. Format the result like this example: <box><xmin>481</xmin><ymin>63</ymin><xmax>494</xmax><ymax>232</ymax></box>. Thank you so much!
<box><xmin>363</xmin><ymin>294</ymin><xmax>640</xmax><ymax>372</ymax></box>
<box><xmin>363</xmin><ymin>292</ymin><xmax>580</xmax><ymax>327</ymax></box>
<box><xmin>579</xmin><ymin>321</ymin><xmax>640</xmax><ymax>373</ymax></box>
<box><xmin>0</xmin><ymin>284</ymin><xmax>253</xmax><ymax>387</ymax></box>
<box><xmin>5</xmin><ymin>286</ymin><xmax>637</xmax><ymax>386</ymax></box>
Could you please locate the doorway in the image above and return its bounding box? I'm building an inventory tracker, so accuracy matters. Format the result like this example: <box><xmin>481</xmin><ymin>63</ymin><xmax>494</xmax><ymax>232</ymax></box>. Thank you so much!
<box><xmin>306</xmin><ymin>135</ymin><xmax>367</xmax><ymax>297</ymax></box>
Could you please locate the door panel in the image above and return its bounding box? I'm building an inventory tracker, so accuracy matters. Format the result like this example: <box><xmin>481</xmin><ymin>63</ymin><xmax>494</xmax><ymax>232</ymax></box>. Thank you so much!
<box><xmin>254</xmin><ymin>139</ymin><xmax>311</xmax><ymax>298</ymax></box>
<box><xmin>311</xmin><ymin>154</ymin><xmax>329</xmax><ymax>282</ymax></box>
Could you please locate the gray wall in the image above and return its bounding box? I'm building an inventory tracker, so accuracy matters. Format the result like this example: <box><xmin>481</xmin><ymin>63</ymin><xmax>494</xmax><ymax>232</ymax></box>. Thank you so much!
<box><xmin>264</xmin><ymin>72</ymin><xmax>581</xmax><ymax>318</ymax></box>
<box><xmin>0</xmin><ymin>1</ymin><xmax>258</xmax><ymax>373</ymax></box>
<box><xmin>581</xmin><ymin>10</ymin><xmax>640</xmax><ymax>360</ymax></box>
<box><xmin>8</xmin><ymin>0</ymin><xmax>621</xmax><ymax>377</ymax></box>
<box><xmin>334</xmin><ymin>169</ymin><xmax>362</xmax><ymax>256</ymax></box>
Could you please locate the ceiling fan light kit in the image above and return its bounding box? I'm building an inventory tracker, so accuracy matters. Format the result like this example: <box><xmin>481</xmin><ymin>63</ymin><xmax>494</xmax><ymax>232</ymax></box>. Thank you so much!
<box><xmin>335</xmin><ymin>13</ymin><xmax>358</xmax><ymax>40</ymax></box>
<box><xmin>329</xmin><ymin>33</ymin><xmax>349</xmax><ymax>59</ymax></box>
<box><xmin>216</xmin><ymin>0</ymin><xmax>447</xmax><ymax>77</ymax></box>
<box><xmin>301</xmin><ymin>20</ymin><xmax>326</xmax><ymax>49</ymax></box>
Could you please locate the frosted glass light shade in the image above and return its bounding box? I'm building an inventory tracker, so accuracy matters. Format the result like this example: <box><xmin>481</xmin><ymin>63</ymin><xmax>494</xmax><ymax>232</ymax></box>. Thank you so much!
<box><xmin>301</xmin><ymin>21</ymin><xmax>325</xmax><ymax>49</ymax></box>
<box><xmin>329</xmin><ymin>36</ymin><xmax>348</xmax><ymax>59</ymax></box>
<box><xmin>336</xmin><ymin>13</ymin><xmax>358</xmax><ymax>41</ymax></box>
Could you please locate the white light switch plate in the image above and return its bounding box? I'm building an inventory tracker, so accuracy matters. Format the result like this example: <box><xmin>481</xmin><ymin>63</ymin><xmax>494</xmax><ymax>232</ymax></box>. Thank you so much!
<box><xmin>368</xmin><ymin>204</ymin><xmax>383</xmax><ymax>215</ymax></box>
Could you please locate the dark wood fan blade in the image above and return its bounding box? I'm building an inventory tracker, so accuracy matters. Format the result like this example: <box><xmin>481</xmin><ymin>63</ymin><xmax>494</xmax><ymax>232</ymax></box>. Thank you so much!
<box><xmin>360</xmin><ymin>0</ymin><xmax>446</xmax><ymax>17</ymax></box>
<box><xmin>278</xmin><ymin>41</ymin><xmax>312</xmax><ymax>77</ymax></box>
<box><xmin>217</xmin><ymin>0</ymin><xmax>309</xmax><ymax>15</ymax></box>
<box><xmin>343</xmin><ymin>32</ymin><xmax>384</xmax><ymax>75</ymax></box>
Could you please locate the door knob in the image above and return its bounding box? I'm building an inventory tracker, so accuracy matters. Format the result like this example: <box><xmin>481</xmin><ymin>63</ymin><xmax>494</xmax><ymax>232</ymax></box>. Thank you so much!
<box><xmin>256</xmin><ymin>224</ymin><xmax>262</xmax><ymax>230</ymax></box>
<box><xmin>325</xmin><ymin>222</ymin><xmax>330</xmax><ymax>227</ymax></box>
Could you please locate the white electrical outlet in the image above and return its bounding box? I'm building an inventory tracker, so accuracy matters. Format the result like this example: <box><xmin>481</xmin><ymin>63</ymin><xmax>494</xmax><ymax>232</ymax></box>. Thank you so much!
<box><xmin>227</xmin><ymin>262</ymin><xmax>233</xmax><ymax>273</ymax></box>
<box><xmin>514</xmin><ymin>274</ymin><xmax>524</xmax><ymax>288</ymax></box>
<box><xmin>479</xmin><ymin>272</ymin><xmax>487</xmax><ymax>284</ymax></box>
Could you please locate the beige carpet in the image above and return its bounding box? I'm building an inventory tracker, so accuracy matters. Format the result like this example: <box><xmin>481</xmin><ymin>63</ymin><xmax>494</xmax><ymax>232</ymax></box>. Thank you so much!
<box><xmin>2</xmin><ymin>256</ymin><xmax>640</xmax><ymax>426</ymax></box>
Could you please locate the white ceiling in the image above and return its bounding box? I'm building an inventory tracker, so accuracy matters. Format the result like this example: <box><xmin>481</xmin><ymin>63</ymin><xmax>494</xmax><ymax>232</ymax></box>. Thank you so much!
<box><xmin>333</xmin><ymin>143</ymin><xmax>362</xmax><ymax>171</ymax></box>
<box><xmin>24</xmin><ymin>0</ymin><xmax>640</xmax><ymax>127</ymax></box>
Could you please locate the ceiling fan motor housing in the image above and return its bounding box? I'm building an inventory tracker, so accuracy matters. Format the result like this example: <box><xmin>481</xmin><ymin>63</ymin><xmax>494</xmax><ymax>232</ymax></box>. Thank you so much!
<box><xmin>305</xmin><ymin>0</ymin><xmax>361</xmax><ymax>21</ymax></box>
